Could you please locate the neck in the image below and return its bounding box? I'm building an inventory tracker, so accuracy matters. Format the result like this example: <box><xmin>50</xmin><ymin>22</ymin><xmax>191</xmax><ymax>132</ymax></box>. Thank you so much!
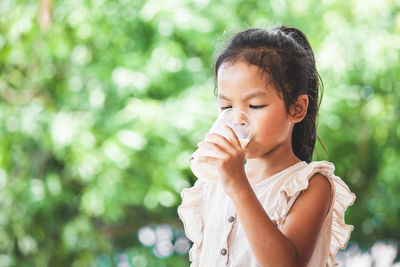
<box><xmin>244</xmin><ymin>141</ymin><xmax>302</xmax><ymax>185</ymax></box>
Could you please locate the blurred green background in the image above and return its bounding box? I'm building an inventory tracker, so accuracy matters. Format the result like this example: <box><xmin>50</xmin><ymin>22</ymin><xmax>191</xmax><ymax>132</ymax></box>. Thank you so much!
<box><xmin>1</xmin><ymin>0</ymin><xmax>400</xmax><ymax>266</ymax></box>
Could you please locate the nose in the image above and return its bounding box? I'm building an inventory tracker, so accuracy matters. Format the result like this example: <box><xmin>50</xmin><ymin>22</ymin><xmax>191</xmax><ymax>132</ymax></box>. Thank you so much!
<box><xmin>233</xmin><ymin>108</ymin><xmax>250</xmax><ymax>127</ymax></box>
<box><xmin>238</xmin><ymin>116</ymin><xmax>247</xmax><ymax>127</ymax></box>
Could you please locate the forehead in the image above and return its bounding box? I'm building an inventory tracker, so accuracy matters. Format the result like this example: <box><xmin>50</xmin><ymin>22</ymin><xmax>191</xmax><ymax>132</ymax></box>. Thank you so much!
<box><xmin>217</xmin><ymin>61</ymin><xmax>274</xmax><ymax>100</ymax></box>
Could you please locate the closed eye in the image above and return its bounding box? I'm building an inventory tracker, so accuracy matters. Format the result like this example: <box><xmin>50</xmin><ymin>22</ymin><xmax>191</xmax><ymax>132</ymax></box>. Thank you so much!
<box><xmin>219</xmin><ymin>105</ymin><xmax>266</xmax><ymax>110</ymax></box>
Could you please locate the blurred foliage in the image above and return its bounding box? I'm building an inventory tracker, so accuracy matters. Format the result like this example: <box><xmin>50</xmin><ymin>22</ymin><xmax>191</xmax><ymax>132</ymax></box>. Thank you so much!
<box><xmin>0</xmin><ymin>0</ymin><xmax>400</xmax><ymax>266</ymax></box>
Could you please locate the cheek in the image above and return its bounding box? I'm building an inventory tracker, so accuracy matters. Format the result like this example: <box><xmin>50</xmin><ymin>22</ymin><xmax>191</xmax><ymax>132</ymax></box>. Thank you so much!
<box><xmin>254</xmin><ymin>107</ymin><xmax>291</xmax><ymax>138</ymax></box>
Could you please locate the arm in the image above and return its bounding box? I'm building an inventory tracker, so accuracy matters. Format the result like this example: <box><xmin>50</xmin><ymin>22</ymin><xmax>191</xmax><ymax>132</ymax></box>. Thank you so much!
<box><xmin>197</xmin><ymin>129</ymin><xmax>332</xmax><ymax>266</ymax></box>
<box><xmin>229</xmin><ymin>173</ymin><xmax>332</xmax><ymax>267</ymax></box>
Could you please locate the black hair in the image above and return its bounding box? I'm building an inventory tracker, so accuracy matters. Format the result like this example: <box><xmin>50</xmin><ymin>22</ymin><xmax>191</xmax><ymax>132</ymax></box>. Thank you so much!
<box><xmin>213</xmin><ymin>25</ymin><xmax>325</xmax><ymax>163</ymax></box>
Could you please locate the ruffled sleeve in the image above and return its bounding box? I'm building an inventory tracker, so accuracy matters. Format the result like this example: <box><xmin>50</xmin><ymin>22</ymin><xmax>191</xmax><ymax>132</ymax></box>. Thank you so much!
<box><xmin>271</xmin><ymin>160</ymin><xmax>356</xmax><ymax>266</ymax></box>
<box><xmin>177</xmin><ymin>178</ymin><xmax>207</xmax><ymax>266</ymax></box>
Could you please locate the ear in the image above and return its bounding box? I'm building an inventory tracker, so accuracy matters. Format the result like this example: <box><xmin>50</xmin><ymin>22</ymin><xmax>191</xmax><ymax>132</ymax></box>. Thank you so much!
<box><xmin>289</xmin><ymin>94</ymin><xmax>309</xmax><ymax>123</ymax></box>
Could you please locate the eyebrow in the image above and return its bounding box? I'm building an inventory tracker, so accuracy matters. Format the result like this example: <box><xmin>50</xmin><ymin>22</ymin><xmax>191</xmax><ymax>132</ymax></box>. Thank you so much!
<box><xmin>217</xmin><ymin>91</ymin><xmax>267</xmax><ymax>101</ymax></box>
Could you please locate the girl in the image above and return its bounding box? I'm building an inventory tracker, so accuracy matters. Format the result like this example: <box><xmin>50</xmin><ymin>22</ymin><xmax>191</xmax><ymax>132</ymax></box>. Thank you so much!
<box><xmin>177</xmin><ymin>25</ymin><xmax>356</xmax><ymax>267</ymax></box>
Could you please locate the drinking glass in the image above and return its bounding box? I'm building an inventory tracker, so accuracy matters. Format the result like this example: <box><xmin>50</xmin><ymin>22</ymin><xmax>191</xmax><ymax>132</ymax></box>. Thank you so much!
<box><xmin>189</xmin><ymin>107</ymin><xmax>254</xmax><ymax>182</ymax></box>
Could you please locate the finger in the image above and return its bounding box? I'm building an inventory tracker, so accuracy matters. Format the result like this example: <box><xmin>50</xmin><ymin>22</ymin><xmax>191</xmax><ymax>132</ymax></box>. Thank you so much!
<box><xmin>223</xmin><ymin>125</ymin><xmax>242</xmax><ymax>150</ymax></box>
<box><xmin>204</xmin><ymin>132</ymin><xmax>236</xmax><ymax>154</ymax></box>
<box><xmin>197</xmin><ymin>141</ymin><xmax>227</xmax><ymax>158</ymax></box>
<box><xmin>196</xmin><ymin>154</ymin><xmax>222</xmax><ymax>166</ymax></box>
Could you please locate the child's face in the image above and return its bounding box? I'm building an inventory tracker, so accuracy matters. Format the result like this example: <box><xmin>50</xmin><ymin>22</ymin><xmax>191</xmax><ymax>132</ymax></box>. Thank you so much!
<box><xmin>217</xmin><ymin>61</ymin><xmax>296</xmax><ymax>159</ymax></box>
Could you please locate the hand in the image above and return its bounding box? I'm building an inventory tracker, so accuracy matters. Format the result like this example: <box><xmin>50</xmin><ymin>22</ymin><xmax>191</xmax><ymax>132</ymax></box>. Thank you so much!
<box><xmin>196</xmin><ymin>125</ymin><xmax>249</xmax><ymax>196</ymax></box>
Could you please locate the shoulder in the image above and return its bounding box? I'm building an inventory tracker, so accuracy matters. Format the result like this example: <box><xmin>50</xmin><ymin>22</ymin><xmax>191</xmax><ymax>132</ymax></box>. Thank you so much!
<box><xmin>308</xmin><ymin>172</ymin><xmax>332</xmax><ymax>197</ymax></box>
<box><xmin>278</xmin><ymin>161</ymin><xmax>337</xmax><ymax>230</ymax></box>
<box><xmin>300</xmin><ymin>160</ymin><xmax>335</xmax><ymax>208</ymax></box>
<box><xmin>303</xmin><ymin>172</ymin><xmax>332</xmax><ymax>214</ymax></box>
<box><xmin>291</xmin><ymin>172</ymin><xmax>332</xmax><ymax>218</ymax></box>
<box><xmin>281</xmin><ymin>161</ymin><xmax>338</xmax><ymax>226</ymax></box>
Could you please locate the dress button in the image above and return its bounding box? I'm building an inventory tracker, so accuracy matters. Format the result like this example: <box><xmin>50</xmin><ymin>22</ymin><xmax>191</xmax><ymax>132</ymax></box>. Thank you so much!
<box><xmin>220</xmin><ymin>248</ymin><xmax>227</xmax><ymax>256</ymax></box>
<box><xmin>228</xmin><ymin>216</ymin><xmax>235</xmax><ymax>223</ymax></box>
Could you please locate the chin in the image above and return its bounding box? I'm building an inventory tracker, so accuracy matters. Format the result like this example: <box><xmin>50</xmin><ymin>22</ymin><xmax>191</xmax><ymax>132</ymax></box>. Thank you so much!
<box><xmin>244</xmin><ymin>150</ymin><xmax>260</xmax><ymax>159</ymax></box>
<box><xmin>243</xmin><ymin>142</ymin><xmax>257</xmax><ymax>159</ymax></box>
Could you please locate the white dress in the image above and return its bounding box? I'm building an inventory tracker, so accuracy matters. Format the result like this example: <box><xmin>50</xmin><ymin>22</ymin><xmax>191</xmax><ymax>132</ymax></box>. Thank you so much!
<box><xmin>177</xmin><ymin>160</ymin><xmax>356</xmax><ymax>267</ymax></box>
